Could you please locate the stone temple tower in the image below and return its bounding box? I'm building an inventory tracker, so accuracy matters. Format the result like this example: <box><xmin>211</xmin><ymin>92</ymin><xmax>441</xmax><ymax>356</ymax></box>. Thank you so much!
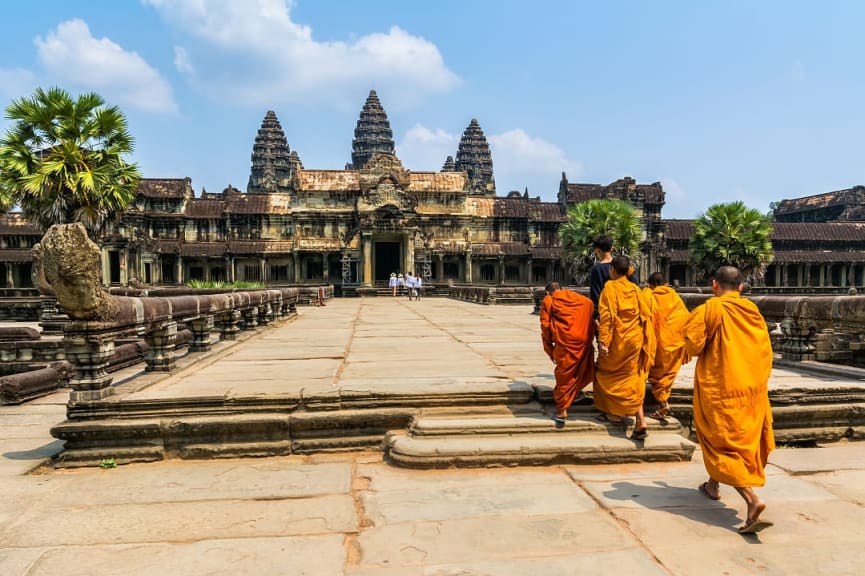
<box><xmin>455</xmin><ymin>118</ymin><xmax>495</xmax><ymax>195</ymax></box>
<box><xmin>351</xmin><ymin>90</ymin><xmax>395</xmax><ymax>170</ymax></box>
<box><xmin>247</xmin><ymin>110</ymin><xmax>301</xmax><ymax>194</ymax></box>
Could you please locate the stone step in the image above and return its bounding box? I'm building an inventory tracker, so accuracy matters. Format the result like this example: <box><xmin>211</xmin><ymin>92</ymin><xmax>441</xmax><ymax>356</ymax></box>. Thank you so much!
<box><xmin>387</xmin><ymin>429</ymin><xmax>696</xmax><ymax>469</ymax></box>
<box><xmin>410</xmin><ymin>413</ymin><xmax>685</xmax><ymax>437</ymax></box>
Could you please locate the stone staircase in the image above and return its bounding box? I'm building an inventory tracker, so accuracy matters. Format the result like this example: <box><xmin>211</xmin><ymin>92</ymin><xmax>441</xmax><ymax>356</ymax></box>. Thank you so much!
<box><xmin>386</xmin><ymin>406</ymin><xmax>697</xmax><ymax>468</ymax></box>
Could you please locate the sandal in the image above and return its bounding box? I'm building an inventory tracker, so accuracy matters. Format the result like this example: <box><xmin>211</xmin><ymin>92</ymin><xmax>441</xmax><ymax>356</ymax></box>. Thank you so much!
<box><xmin>631</xmin><ymin>427</ymin><xmax>648</xmax><ymax>440</ymax></box>
<box><xmin>649</xmin><ymin>403</ymin><xmax>670</xmax><ymax>420</ymax></box>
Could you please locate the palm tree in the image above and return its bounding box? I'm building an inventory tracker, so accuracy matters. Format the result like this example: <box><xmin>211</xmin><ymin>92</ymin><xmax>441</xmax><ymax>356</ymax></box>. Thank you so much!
<box><xmin>689</xmin><ymin>201</ymin><xmax>774</xmax><ymax>282</ymax></box>
<box><xmin>0</xmin><ymin>87</ymin><xmax>141</xmax><ymax>234</ymax></box>
<box><xmin>559</xmin><ymin>198</ymin><xmax>641</xmax><ymax>283</ymax></box>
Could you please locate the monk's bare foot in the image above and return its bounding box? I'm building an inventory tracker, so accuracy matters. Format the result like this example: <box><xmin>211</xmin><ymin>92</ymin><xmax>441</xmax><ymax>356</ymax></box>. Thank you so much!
<box><xmin>739</xmin><ymin>500</ymin><xmax>773</xmax><ymax>534</ymax></box>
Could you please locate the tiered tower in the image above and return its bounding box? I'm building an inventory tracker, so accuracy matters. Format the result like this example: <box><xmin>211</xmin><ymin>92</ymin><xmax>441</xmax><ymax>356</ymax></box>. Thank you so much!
<box><xmin>247</xmin><ymin>111</ymin><xmax>301</xmax><ymax>194</ymax></box>
<box><xmin>351</xmin><ymin>90</ymin><xmax>395</xmax><ymax>170</ymax></box>
<box><xmin>455</xmin><ymin>119</ymin><xmax>495</xmax><ymax>195</ymax></box>
<box><xmin>441</xmin><ymin>155</ymin><xmax>456</xmax><ymax>172</ymax></box>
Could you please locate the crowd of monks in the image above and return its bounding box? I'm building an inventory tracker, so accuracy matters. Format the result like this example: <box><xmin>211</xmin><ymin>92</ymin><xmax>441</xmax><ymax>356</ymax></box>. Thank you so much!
<box><xmin>539</xmin><ymin>236</ymin><xmax>775</xmax><ymax>534</ymax></box>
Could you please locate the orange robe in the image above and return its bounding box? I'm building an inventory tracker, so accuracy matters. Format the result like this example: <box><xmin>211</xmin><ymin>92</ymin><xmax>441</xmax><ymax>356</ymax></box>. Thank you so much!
<box><xmin>684</xmin><ymin>291</ymin><xmax>775</xmax><ymax>488</ymax></box>
<box><xmin>540</xmin><ymin>290</ymin><xmax>595</xmax><ymax>414</ymax></box>
<box><xmin>643</xmin><ymin>285</ymin><xmax>690</xmax><ymax>403</ymax></box>
<box><xmin>595</xmin><ymin>276</ymin><xmax>656</xmax><ymax>417</ymax></box>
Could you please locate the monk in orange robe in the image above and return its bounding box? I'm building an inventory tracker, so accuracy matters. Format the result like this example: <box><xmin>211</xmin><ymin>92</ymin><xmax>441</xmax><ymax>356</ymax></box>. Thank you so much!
<box><xmin>540</xmin><ymin>282</ymin><xmax>595</xmax><ymax>425</ymax></box>
<box><xmin>642</xmin><ymin>272</ymin><xmax>690</xmax><ymax>419</ymax></box>
<box><xmin>595</xmin><ymin>256</ymin><xmax>656</xmax><ymax>439</ymax></box>
<box><xmin>684</xmin><ymin>266</ymin><xmax>775</xmax><ymax>534</ymax></box>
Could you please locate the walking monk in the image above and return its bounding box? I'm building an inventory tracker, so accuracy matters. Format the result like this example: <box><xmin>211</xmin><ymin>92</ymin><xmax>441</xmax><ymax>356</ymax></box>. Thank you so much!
<box><xmin>540</xmin><ymin>282</ymin><xmax>595</xmax><ymax>425</ymax></box>
<box><xmin>684</xmin><ymin>266</ymin><xmax>775</xmax><ymax>534</ymax></box>
<box><xmin>595</xmin><ymin>256</ymin><xmax>656</xmax><ymax>439</ymax></box>
<box><xmin>643</xmin><ymin>272</ymin><xmax>690</xmax><ymax>420</ymax></box>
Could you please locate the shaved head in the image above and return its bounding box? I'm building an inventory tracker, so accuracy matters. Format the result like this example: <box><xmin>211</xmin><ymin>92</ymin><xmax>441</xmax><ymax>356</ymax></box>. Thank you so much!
<box><xmin>713</xmin><ymin>266</ymin><xmax>742</xmax><ymax>290</ymax></box>
<box><xmin>611</xmin><ymin>255</ymin><xmax>630</xmax><ymax>276</ymax></box>
<box><xmin>545</xmin><ymin>281</ymin><xmax>561</xmax><ymax>294</ymax></box>
<box><xmin>647</xmin><ymin>272</ymin><xmax>665</xmax><ymax>287</ymax></box>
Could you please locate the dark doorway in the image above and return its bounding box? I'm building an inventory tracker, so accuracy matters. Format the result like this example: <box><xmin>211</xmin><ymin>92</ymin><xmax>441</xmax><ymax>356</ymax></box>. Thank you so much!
<box><xmin>375</xmin><ymin>242</ymin><xmax>400</xmax><ymax>281</ymax></box>
<box><xmin>108</xmin><ymin>251</ymin><xmax>121</xmax><ymax>284</ymax></box>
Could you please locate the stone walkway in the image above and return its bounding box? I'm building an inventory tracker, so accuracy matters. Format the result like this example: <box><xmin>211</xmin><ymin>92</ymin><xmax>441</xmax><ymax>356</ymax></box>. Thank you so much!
<box><xmin>2</xmin><ymin>299</ymin><xmax>865</xmax><ymax>574</ymax></box>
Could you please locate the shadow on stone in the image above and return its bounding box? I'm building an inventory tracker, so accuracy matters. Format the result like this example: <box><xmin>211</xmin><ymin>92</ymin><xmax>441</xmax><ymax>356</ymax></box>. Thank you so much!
<box><xmin>3</xmin><ymin>439</ymin><xmax>64</xmax><ymax>460</ymax></box>
<box><xmin>602</xmin><ymin>480</ymin><xmax>744</xmax><ymax>531</ymax></box>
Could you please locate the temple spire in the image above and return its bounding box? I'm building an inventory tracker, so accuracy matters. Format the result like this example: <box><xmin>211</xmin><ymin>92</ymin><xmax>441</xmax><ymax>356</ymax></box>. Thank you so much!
<box><xmin>441</xmin><ymin>155</ymin><xmax>456</xmax><ymax>172</ymax></box>
<box><xmin>455</xmin><ymin>118</ymin><xmax>495</xmax><ymax>195</ymax></box>
<box><xmin>247</xmin><ymin>110</ymin><xmax>300</xmax><ymax>194</ymax></box>
<box><xmin>351</xmin><ymin>90</ymin><xmax>395</xmax><ymax>170</ymax></box>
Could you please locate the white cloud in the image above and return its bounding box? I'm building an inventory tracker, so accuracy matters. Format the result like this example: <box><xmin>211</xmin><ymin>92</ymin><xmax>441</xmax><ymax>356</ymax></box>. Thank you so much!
<box><xmin>0</xmin><ymin>68</ymin><xmax>39</xmax><ymax>103</ymax></box>
<box><xmin>174</xmin><ymin>46</ymin><xmax>195</xmax><ymax>76</ymax></box>
<box><xmin>396</xmin><ymin>124</ymin><xmax>458</xmax><ymax>170</ymax></box>
<box><xmin>489</xmin><ymin>129</ymin><xmax>582</xmax><ymax>194</ymax></box>
<box><xmin>144</xmin><ymin>0</ymin><xmax>458</xmax><ymax>106</ymax></box>
<box><xmin>34</xmin><ymin>19</ymin><xmax>177</xmax><ymax>113</ymax></box>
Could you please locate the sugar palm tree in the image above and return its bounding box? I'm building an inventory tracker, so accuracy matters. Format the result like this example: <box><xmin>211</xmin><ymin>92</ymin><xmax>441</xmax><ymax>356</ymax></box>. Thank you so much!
<box><xmin>559</xmin><ymin>198</ymin><xmax>641</xmax><ymax>283</ymax></box>
<box><xmin>689</xmin><ymin>201</ymin><xmax>774</xmax><ymax>282</ymax></box>
<box><xmin>0</xmin><ymin>87</ymin><xmax>141</xmax><ymax>233</ymax></box>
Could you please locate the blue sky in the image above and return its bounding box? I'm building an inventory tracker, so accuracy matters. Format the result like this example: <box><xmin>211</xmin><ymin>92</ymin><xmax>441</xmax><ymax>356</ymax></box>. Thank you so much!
<box><xmin>1</xmin><ymin>0</ymin><xmax>863</xmax><ymax>218</ymax></box>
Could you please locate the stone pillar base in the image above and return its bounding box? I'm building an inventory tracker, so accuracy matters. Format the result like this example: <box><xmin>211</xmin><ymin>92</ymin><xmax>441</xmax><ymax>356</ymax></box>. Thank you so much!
<box><xmin>189</xmin><ymin>316</ymin><xmax>215</xmax><ymax>352</ymax></box>
<box><xmin>145</xmin><ymin>321</ymin><xmax>177</xmax><ymax>372</ymax></box>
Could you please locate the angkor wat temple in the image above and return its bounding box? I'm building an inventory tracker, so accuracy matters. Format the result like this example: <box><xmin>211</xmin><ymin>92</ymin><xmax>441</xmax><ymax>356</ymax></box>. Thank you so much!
<box><xmin>2</xmin><ymin>90</ymin><xmax>865</xmax><ymax>292</ymax></box>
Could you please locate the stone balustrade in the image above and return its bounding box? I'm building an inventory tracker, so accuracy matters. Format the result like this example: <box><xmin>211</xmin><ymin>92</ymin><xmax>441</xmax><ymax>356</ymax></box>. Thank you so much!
<box><xmin>448</xmin><ymin>285</ymin><xmax>535</xmax><ymax>305</ymax></box>
<box><xmin>64</xmin><ymin>288</ymin><xmax>298</xmax><ymax>402</ymax></box>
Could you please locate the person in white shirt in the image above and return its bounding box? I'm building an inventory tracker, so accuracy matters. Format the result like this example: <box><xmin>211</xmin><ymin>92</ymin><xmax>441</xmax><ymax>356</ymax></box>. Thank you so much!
<box><xmin>415</xmin><ymin>274</ymin><xmax>423</xmax><ymax>301</ymax></box>
<box><xmin>388</xmin><ymin>272</ymin><xmax>398</xmax><ymax>296</ymax></box>
<box><xmin>406</xmin><ymin>272</ymin><xmax>415</xmax><ymax>300</ymax></box>
<box><xmin>397</xmin><ymin>273</ymin><xmax>405</xmax><ymax>296</ymax></box>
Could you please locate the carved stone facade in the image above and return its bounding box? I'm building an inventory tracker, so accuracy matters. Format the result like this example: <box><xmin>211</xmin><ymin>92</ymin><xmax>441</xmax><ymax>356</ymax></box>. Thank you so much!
<box><xmin>27</xmin><ymin>89</ymin><xmax>865</xmax><ymax>291</ymax></box>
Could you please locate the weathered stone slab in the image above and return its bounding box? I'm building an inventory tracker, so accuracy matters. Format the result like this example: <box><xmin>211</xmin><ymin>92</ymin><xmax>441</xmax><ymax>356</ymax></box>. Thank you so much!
<box><xmin>23</xmin><ymin>535</ymin><xmax>346</xmax><ymax>576</ymax></box>
<box><xmin>355</xmin><ymin>512</ymin><xmax>634</xmax><ymax>568</ymax></box>
<box><xmin>388</xmin><ymin>431</ymin><xmax>696</xmax><ymax>468</ymax></box>
<box><xmin>2</xmin><ymin>494</ymin><xmax>357</xmax><ymax>547</ymax></box>
<box><xmin>769</xmin><ymin>444</ymin><xmax>865</xmax><ymax>473</ymax></box>
<box><xmin>348</xmin><ymin>550</ymin><xmax>668</xmax><ymax>576</ymax></box>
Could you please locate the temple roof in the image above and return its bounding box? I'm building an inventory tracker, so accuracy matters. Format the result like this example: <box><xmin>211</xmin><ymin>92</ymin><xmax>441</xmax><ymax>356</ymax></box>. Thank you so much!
<box><xmin>663</xmin><ymin>220</ymin><xmax>865</xmax><ymax>243</ymax></box>
<box><xmin>0</xmin><ymin>213</ymin><xmax>41</xmax><ymax>235</ymax></box>
<box><xmin>351</xmin><ymin>90</ymin><xmax>395</xmax><ymax>170</ymax></box>
<box><xmin>467</xmin><ymin>197</ymin><xmax>564</xmax><ymax>221</ymax></box>
<box><xmin>562</xmin><ymin>178</ymin><xmax>664</xmax><ymax>206</ymax></box>
<box><xmin>455</xmin><ymin>119</ymin><xmax>495</xmax><ymax>194</ymax></box>
<box><xmin>138</xmin><ymin>178</ymin><xmax>193</xmax><ymax>199</ymax></box>
<box><xmin>774</xmin><ymin>186</ymin><xmax>865</xmax><ymax>217</ymax></box>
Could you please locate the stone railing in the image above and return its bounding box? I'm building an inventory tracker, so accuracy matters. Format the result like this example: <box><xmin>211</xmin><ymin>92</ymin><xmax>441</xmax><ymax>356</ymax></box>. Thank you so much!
<box><xmin>448</xmin><ymin>285</ymin><xmax>536</xmax><ymax>305</ymax></box>
<box><xmin>109</xmin><ymin>284</ymin><xmax>333</xmax><ymax>305</ymax></box>
<box><xmin>63</xmin><ymin>287</ymin><xmax>298</xmax><ymax>401</ymax></box>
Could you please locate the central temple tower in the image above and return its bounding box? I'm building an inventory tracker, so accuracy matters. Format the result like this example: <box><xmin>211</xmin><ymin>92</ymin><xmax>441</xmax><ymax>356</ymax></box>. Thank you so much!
<box><xmin>351</xmin><ymin>90</ymin><xmax>395</xmax><ymax>169</ymax></box>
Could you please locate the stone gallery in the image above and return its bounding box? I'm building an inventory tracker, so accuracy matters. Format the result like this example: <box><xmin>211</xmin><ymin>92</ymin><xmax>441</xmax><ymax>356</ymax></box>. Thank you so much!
<box><xmin>1</xmin><ymin>89</ymin><xmax>865</xmax><ymax>292</ymax></box>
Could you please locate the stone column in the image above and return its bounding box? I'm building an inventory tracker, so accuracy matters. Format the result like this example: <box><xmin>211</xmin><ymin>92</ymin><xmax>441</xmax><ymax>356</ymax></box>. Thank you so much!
<box><xmin>120</xmin><ymin>249</ymin><xmax>129</xmax><ymax>285</ymax></box>
<box><xmin>144</xmin><ymin>321</ymin><xmax>178</xmax><ymax>372</ymax></box>
<box><xmin>774</xmin><ymin>265</ymin><xmax>781</xmax><ymax>287</ymax></box>
<box><xmin>804</xmin><ymin>264</ymin><xmax>811</xmax><ymax>287</ymax></box>
<box><xmin>260</xmin><ymin>257</ymin><xmax>267</xmax><ymax>284</ymax></box>
<box><xmin>189</xmin><ymin>316</ymin><xmax>215</xmax><ymax>352</ymax></box>
<box><xmin>225</xmin><ymin>256</ymin><xmax>234</xmax><ymax>283</ymax></box>
<box><xmin>257</xmin><ymin>303</ymin><xmax>272</xmax><ymax>326</ymax></box>
<box><xmin>241</xmin><ymin>307</ymin><xmax>259</xmax><ymax>330</ymax></box>
<box><xmin>465</xmin><ymin>249</ymin><xmax>473</xmax><ymax>284</ymax></box>
<box><xmin>847</xmin><ymin>264</ymin><xmax>855</xmax><ymax>287</ymax></box>
<box><xmin>819</xmin><ymin>265</ymin><xmax>826</xmax><ymax>287</ymax></box>
<box><xmin>546</xmin><ymin>261</ymin><xmax>552</xmax><ymax>283</ymax></box>
<box><xmin>176</xmin><ymin>258</ymin><xmax>183</xmax><ymax>285</ymax></box>
<box><xmin>322</xmin><ymin>252</ymin><xmax>329</xmax><ymax>282</ymax></box>
<box><xmin>406</xmin><ymin>236</ymin><xmax>415</xmax><ymax>275</ymax></box>
<box><xmin>6</xmin><ymin>264</ymin><xmax>14</xmax><ymax>289</ymax></box>
<box><xmin>841</xmin><ymin>264</ymin><xmax>848</xmax><ymax>288</ymax></box>
<box><xmin>526</xmin><ymin>257</ymin><xmax>533</xmax><ymax>285</ymax></box>
<box><xmin>781</xmin><ymin>264</ymin><xmax>789</xmax><ymax>287</ymax></box>
<box><xmin>436</xmin><ymin>254</ymin><xmax>444</xmax><ymax>282</ymax></box>
<box><xmin>362</xmin><ymin>233</ymin><xmax>373</xmax><ymax>286</ymax></box>
<box><xmin>498</xmin><ymin>256</ymin><xmax>505</xmax><ymax>285</ymax></box>
<box><xmin>218</xmin><ymin>310</ymin><xmax>241</xmax><ymax>341</ymax></box>
<box><xmin>63</xmin><ymin>328</ymin><xmax>118</xmax><ymax>401</ymax></box>
<box><xmin>293</xmin><ymin>250</ymin><xmax>301</xmax><ymax>284</ymax></box>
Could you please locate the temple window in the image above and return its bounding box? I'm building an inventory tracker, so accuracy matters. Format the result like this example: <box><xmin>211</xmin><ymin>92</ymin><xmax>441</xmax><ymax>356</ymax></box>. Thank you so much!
<box><xmin>505</xmin><ymin>265</ymin><xmax>520</xmax><ymax>282</ymax></box>
<box><xmin>481</xmin><ymin>264</ymin><xmax>495</xmax><ymax>282</ymax></box>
